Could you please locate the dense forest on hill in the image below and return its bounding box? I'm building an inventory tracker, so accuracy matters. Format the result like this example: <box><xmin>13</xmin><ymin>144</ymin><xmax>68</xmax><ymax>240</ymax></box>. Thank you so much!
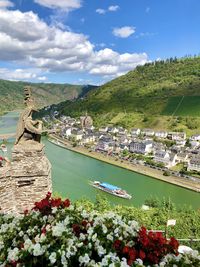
<box><xmin>48</xmin><ymin>56</ymin><xmax>200</xmax><ymax>134</ymax></box>
<box><xmin>0</xmin><ymin>79</ymin><xmax>96</xmax><ymax>115</ymax></box>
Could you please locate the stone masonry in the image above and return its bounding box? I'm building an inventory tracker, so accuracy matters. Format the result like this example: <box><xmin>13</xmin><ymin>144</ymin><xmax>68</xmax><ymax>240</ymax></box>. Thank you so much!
<box><xmin>0</xmin><ymin>141</ymin><xmax>52</xmax><ymax>213</ymax></box>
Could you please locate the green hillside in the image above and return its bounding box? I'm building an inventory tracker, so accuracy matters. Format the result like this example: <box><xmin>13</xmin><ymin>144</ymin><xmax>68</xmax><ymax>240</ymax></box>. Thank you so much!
<box><xmin>51</xmin><ymin>56</ymin><xmax>200</xmax><ymax>134</ymax></box>
<box><xmin>0</xmin><ymin>79</ymin><xmax>96</xmax><ymax>115</ymax></box>
<box><xmin>162</xmin><ymin>96</ymin><xmax>200</xmax><ymax>116</ymax></box>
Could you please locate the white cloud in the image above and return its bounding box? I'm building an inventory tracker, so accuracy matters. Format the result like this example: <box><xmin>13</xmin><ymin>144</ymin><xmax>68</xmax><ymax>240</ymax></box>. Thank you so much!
<box><xmin>108</xmin><ymin>5</ymin><xmax>119</xmax><ymax>12</ymax></box>
<box><xmin>34</xmin><ymin>0</ymin><xmax>82</xmax><ymax>11</ymax></box>
<box><xmin>89</xmin><ymin>48</ymin><xmax>148</xmax><ymax>76</ymax></box>
<box><xmin>0</xmin><ymin>8</ymin><xmax>148</xmax><ymax>80</ymax></box>
<box><xmin>0</xmin><ymin>0</ymin><xmax>14</xmax><ymax>9</ymax></box>
<box><xmin>96</xmin><ymin>8</ymin><xmax>106</xmax><ymax>15</ymax></box>
<box><xmin>134</xmin><ymin>32</ymin><xmax>157</xmax><ymax>39</ymax></box>
<box><xmin>112</xmin><ymin>26</ymin><xmax>135</xmax><ymax>38</ymax></box>
<box><xmin>96</xmin><ymin>5</ymin><xmax>120</xmax><ymax>14</ymax></box>
<box><xmin>0</xmin><ymin>68</ymin><xmax>47</xmax><ymax>81</ymax></box>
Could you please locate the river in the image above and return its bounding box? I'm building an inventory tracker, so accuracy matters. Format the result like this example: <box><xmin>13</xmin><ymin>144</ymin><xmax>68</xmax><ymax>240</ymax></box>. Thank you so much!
<box><xmin>0</xmin><ymin>112</ymin><xmax>200</xmax><ymax>209</ymax></box>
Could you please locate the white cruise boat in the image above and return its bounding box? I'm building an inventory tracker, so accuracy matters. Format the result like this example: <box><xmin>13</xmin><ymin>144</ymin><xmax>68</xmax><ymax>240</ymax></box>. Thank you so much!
<box><xmin>90</xmin><ymin>181</ymin><xmax>132</xmax><ymax>199</ymax></box>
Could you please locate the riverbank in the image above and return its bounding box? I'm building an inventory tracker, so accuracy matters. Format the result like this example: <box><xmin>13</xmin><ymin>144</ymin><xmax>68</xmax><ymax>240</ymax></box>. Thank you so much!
<box><xmin>49</xmin><ymin>134</ymin><xmax>200</xmax><ymax>193</ymax></box>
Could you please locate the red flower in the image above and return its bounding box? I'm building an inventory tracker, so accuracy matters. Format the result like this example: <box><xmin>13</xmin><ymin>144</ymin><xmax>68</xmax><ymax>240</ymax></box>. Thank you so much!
<box><xmin>129</xmin><ymin>247</ymin><xmax>136</xmax><ymax>261</ymax></box>
<box><xmin>46</xmin><ymin>192</ymin><xmax>51</xmax><ymax>199</ymax></box>
<box><xmin>135</xmin><ymin>226</ymin><xmax>180</xmax><ymax>265</ymax></box>
<box><xmin>138</xmin><ymin>249</ymin><xmax>146</xmax><ymax>260</ymax></box>
<box><xmin>113</xmin><ymin>240</ymin><xmax>122</xmax><ymax>251</ymax></box>
<box><xmin>81</xmin><ymin>220</ymin><xmax>88</xmax><ymax>228</ymax></box>
<box><xmin>10</xmin><ymin>261</ymin><xmax>17</xmax><ymax>267</ymax></box>
<box><xmin>51</xmin><ymin>198</ymin><xmax>62</xmax><ymax>207</ymax></box>
<box><xmin>72</xmin><ymin>224</ymin><xmax>81</xmax><ymax>237</ymax></box>
<box><xmin>41</xmin><ymin>227</ymin><xmax>46</xmax><ymax>235</ymax></box>
<box><xmin>63</xmin><ymin>199</ymin><xmax>70</xmax><ymax>207</ymax></box>
<box><xmin>169</xmin><ymin>237</ymin><xmax>179</xmax><ymax>250</ymax></box>
<box><xmin>122</xmin><ymin>246</ymin><xmax>129</xmax><ymax>254</ymax></box>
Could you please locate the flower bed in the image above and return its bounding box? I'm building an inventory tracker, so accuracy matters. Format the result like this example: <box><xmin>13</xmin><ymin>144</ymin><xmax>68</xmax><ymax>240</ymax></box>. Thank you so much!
<box><xmin>0</xmin><ymin>193</ymin><xmax>199</xmax><ymax>266</ymax></box>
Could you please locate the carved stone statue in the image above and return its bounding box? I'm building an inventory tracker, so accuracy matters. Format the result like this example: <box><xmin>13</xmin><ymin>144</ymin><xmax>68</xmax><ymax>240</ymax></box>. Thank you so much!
<box><xmin>15</xmin><ymin>86</ymin><xmax>43</xmax><ymax>145</ymax></box>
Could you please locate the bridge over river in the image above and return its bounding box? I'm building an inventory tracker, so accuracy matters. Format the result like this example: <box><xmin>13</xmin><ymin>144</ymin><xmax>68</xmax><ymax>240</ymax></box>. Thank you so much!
<box><xmin>0</xmin><ymin>133</ymin><xmax>16</xmax><ymax>140</ymax></box>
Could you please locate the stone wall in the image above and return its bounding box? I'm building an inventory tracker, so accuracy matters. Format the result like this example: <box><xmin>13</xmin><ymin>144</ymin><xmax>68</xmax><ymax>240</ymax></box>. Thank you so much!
<box><xmin>0</xmin><ymin>167</ymin><xmax>15</xmax><ymax>213</ymax></box>
<box><xmin>0</xmin><ymin>141</ymin><xmax>52</xmax><ymax>214</ymax></box>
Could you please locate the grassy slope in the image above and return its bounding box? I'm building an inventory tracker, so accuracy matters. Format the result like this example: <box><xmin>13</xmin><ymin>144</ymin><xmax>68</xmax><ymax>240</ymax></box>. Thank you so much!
<box><xmin>54</xmin><ymin>57</ymin><xmax>200</xmax><ymax>134</ymax></box>
<box><xmin>0</xmin><ymin>79</ymin><xmax>96</xmax><ymax>115</ymax></box>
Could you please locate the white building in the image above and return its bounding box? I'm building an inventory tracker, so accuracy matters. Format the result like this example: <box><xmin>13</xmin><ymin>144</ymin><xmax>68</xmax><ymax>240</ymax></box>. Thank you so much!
<box><xmin>154</xmin><ymin>150</ymin><xmax>177</xmax><ymax>168</ymax></box>
<box><xmin>65</xmin><ymin>127</ymin><xmax>72</xmax><ymax>137</ymax></box>
<box><xmin>190</xmin><ymin>134</ymin><xmax>200</xmax><ymax>141</ymax></box>
<box><xmin>187</xmin><ymin>157</ymin><xmax>200</xmax><ymax>172</ymax></box>
<box><xmin>129</xmin><ymin>141</ymin><xmax>153</xmax><ymax>155</ymax></box>
<box><xmin>71</xmin><ymin>130</ymin><xmax>83</xmax><ymax>141</ymax></box>
<box><xmin>141</xmin><ymin>129</ymin><xmax>155</xmax><ymax>137</ymax></box>
<box><xmin>155</xmin><ymin>131</ymin><xmax>168</xmax><ymax>139</ymax></box>
<box><xmin>99</xmin><ymin>126</ymin><xmax>108</xmax><ymax>133</ymax></box>
<box><xmin>168</xmin><ymin>132</ymin><xmax>186</xmax><ymax>141</ymax></box>
<box><xmin>130</xmin><ymin>128</ymin><xmax>141</xmax><ymax>136</ymax></box>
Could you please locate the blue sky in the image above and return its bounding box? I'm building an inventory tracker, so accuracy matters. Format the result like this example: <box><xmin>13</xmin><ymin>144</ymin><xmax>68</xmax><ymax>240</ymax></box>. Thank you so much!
<box><xmin>0</xmin><ymin>0</ymin><xmax>199</xmax><ymax>85</ymax></box>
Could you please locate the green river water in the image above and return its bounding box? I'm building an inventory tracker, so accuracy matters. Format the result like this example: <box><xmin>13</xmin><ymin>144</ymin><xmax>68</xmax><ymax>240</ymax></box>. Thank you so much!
<box><xmin>0</xmin><ymin>111</ymin><xmax>200</xmax><ymax>209</ymax></box>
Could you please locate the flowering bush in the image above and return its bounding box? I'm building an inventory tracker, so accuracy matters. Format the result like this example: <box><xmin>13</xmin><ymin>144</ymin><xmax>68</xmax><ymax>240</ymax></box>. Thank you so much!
<box><xmin>0</xmin><ymin>193</ymin><xmax>199</xmax><ymax>267</ymax></box>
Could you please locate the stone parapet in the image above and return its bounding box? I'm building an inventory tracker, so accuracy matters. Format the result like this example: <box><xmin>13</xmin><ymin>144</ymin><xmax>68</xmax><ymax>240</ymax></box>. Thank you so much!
<box><xmin>0</xmin><ymin>141</ymin><xmax>52</xmax><ymax>214</ymax></box>
<box><xmin>0</xmin><ymin>167</ymin><xmax>15</xmax><ymax>213</ymax></box>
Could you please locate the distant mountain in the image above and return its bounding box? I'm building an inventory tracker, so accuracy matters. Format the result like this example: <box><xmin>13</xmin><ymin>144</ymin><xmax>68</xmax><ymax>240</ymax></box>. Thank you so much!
<box><xmin>48</xmin><ymin>56</ymin><xmax>200</xmax><ymax>134</ymax></box>
<box><xmin>0</xmin><ymin>79</ymin><xmax>97</xmax><ymax>115</ymax></box>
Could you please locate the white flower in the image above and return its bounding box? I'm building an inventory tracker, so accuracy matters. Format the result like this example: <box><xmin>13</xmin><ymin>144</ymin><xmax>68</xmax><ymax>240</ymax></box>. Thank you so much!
<box><xmin>79</xmin><ymin>233</ymin><xmax>86</xmax><ymax>241</ymax></box>
<box><xmin>92</xmin><ymin>233</ymin><xmax>97</xmax><ymax>242</ymax></box>
<box><xmin>81</xmin><ymin>210</ymin><xmax>88</xmax><ymax>218</ymax></box>
<box><xmin>79</xmin><ymin>253</ymin><xmax>90</xmax><ymax>265</ymax></box>
<box><xmin>101</xmin><ymin>256</ymin><xmax>108</xmax><ymax>266</ymax></box>
<box><xmin>77</xmin><ymin>206</ymin><xmax>83</xmax><ymax>212</ymax></box>
<box><xmin>120</xmin><ymin>258</ymin><xmax>130</xmax><ymax>267</ymax></box>
<box><xmin>61</xmin><ymin>253</ymin><xmax>68</xmax><ymax>266</ymax></box>
<box><xmin>77</xmin><ymin>242</ymin><xmax>83</xmax><ymax>248</ymax></box>
<box><xmin>33</xmin><ymin>243</ymin><xmax>45</xmax><ymax>256</ymax></box>
<box><xmin>46</xmin><ymin>224</ymin><xmax>51</xmax><ymax>231</ymax></box>
<box><xmin>68</xmin><ymin>205</ymin><xmax>74</xmax><ymax>211</ymax></box>
<box><xmin>52</xmin><ymin>207</ymin><xmax>58</xmax><ymax>214</ymax></box>
<box><xmin>19</xmin><ymin>231</ymin><xmax>24</xmax><ymax>237</ymax></box>
<box><xmin>0</xmin><ymin>241</ymin><xmax>4</xmax><ymax>250</ymax></box>
<box><xmin>134</xmin><ymin>258</ymin><xmax>143</xmax><ymax>266</ymax></box>
<box><xmin>97</xmin><ymin>245</ymin><xmax>106</xmax><ymax>257</ymax></box>
<box><xmin>114</xmin><ymin>228</ymin><xmax>119</xmax><ymax>234</ymax></box>
<box><xmin>52</xmin><ymin>222</ymin><xmax>66</xmax><ymax>237</ymax></box>
<box><xmin>0</xmin><ymin>223</ymin><xmax>9</xmax><ymax>233</ymax></box>
<box><xmin>49</xmin><ymin>252</ymin><xmax>57</xmax><ymax>264</ymax></box>
<box><xmin>7</xmin><ymin>247</ymin><xmax>19</xmax><ymax>262</ymax></box>
<box><xmin>63</xmin><ymin>216</ymin><xmax>70</xmax><ymax>226</ymax></box>
<box><xmin>87</xmin><ymin>227</ymin><xmax>94</xmax><ymax>237</ymax></box>
<box><xmin>102</xmin><ymin>224</ymin><xmax>107</xmax><ymax>234</ymax></box>
<box><xmin>40</xmin><ymin>233</ymin><xmax>46</xmax><ymax>242</ymax></box>
<box><xmin>24</xmin><ymin>239</ymin><xmax>32</xmax><ymax>251</ymax></box>
<box><xmin>107</xmin><ymin>234</ymin><xmax>113</xmax><ymax>241</ymax></box>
